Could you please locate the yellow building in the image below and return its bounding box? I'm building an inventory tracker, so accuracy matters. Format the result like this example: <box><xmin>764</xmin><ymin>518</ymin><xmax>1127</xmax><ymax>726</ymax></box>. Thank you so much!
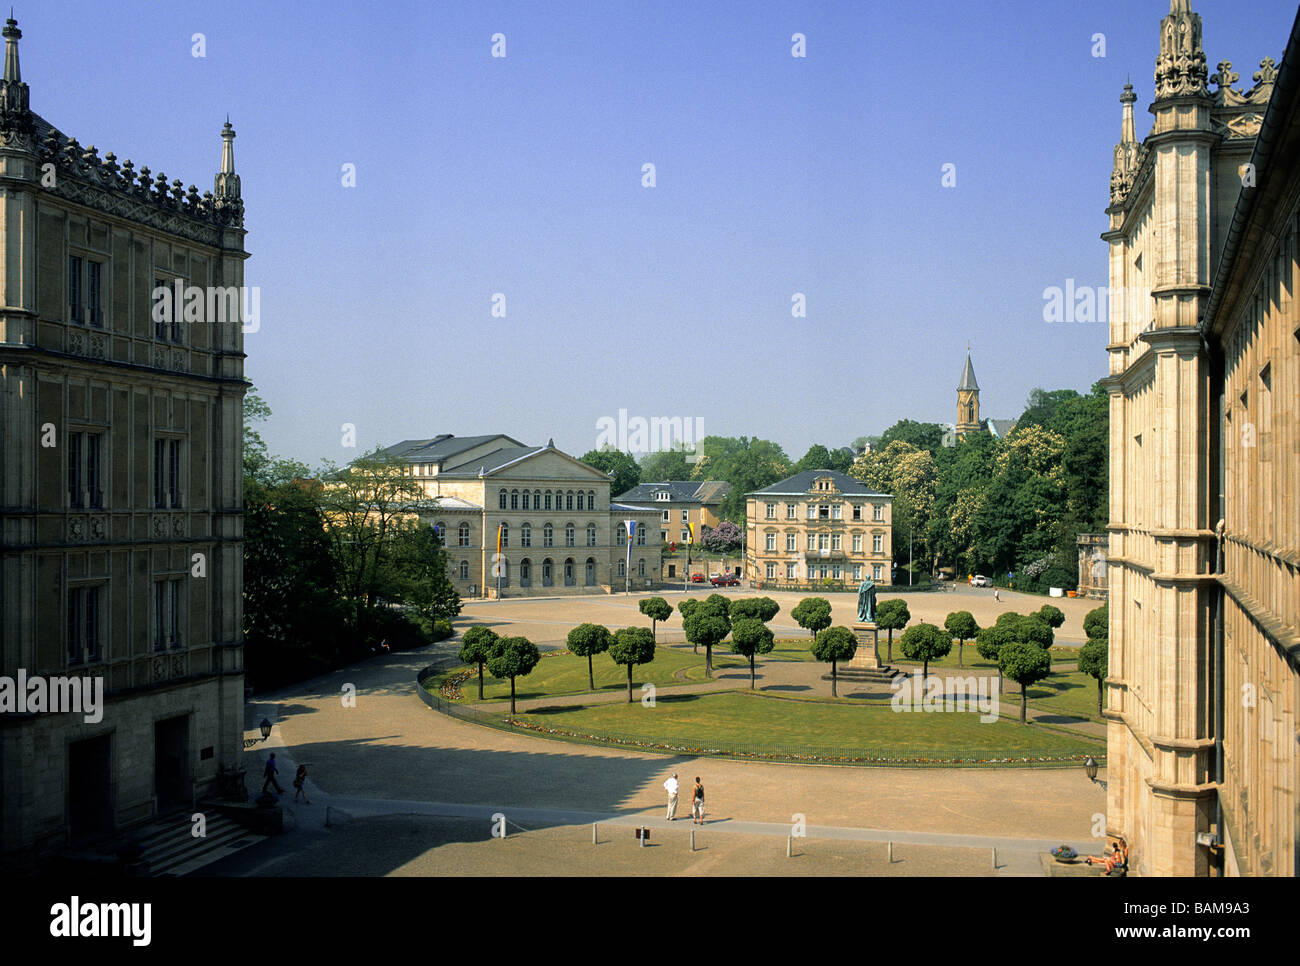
<box><xmin>1103</xmin><ymin>0</ymin><xmax>1299</xmax><ymax>876</ymax></box>
<box><xmin>377</xmin><ymin>436</ymin><xmax>661</xmax><ymax>597</ymax></box>
<box><xmin>745</xmin><ymin>470</ymin><xmax>892</xmax><ymax>589</ymax></box>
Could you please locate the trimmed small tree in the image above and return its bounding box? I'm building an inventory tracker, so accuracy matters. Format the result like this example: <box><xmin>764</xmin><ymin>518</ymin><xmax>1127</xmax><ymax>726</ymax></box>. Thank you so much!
<box><xmin>1078</xmin><ymin>636</ymin><xmax>1109</xmax><ymax>715</ymax></box>
<box><xmin>678</xmin><ymin>598</ymin><xmax>701</xmax><ymax>651</ymax></box>
<box><xmin>875</xmin><ymin>598</ymin><xmax>910</xmax><ymax>663</ymax></box>
<box><xmin>998</xmin><ymin>641</ymin><xmax>1052</xmax><ymax>724</ymax></box>
<box><xmin>975</xmin><ymin>624</ymin><xmax>1015</xmax><ymax>693</ymax></box>
<box><xmin>730</xmin><ymin>617</ymin><xmax>775</xmax><ymax>689</ymax></box>
<box><xmin>608</xmin><ymin>626</ymin><xmax>656</xmax><ymax>703</ymax></box>
<box><xmin>484</xmin><ymin>635</ymin><xmax>540</xmax><ymax>715</ymax></box>
<box><xmin>1083</xmin><ymin>602</ymin><xmax>1108</xmax><ymax>641</ymax></box>
<box><xmin>899</xmin><ymin>622</ymin><xmax>953</xmax><ymax>686</ymax></box>
<box><xmin>730</xmin><ymin>596</ymin><xmax>780</xmax><ymax>624</ymax></box>
<box><xmin>1036</xmin><ymin>604</ymin><xmax>1066</xmax><ymax>629</ymax></box>
<box><xmin>811</xmin><ymin>625</ymin><xmax>858</xmax><ymax>697</ymax></box>
<box><xmin>638</xmin><ymin>597</ymin><xmax>672</xmax><ymax>642</ymax></box>
<box><xmin>944</xmin><ymin>610</ymin><xmax>979</xmax><ymax>667</ymax></box>
<box><xmin>791</xmin><ymin>597</ymin><xmax>832</xmax><ymax>638</ymax></box>
<box><xmin>684</xmin><ymin>611</ymin><xmax>730</xmax><ymax>678</ymax></box>
<box><xmin>566</xmin><ymin>622</ymin><xmax>612</xmax><ymax>691</ymax></box>
<box><xmin>703</xmin><ymin>593</ymin><xmax>732</xmax><ymax>619</ymax></box>
<box><xmin>458</xmin><ymin>625</ymin><xmax>499</xmax><ymax>700</ymax></box>
<box><xmin>1020</xmin><ymin>614</ymin><xmax>1054</xmax><ymax>649</ymax></box>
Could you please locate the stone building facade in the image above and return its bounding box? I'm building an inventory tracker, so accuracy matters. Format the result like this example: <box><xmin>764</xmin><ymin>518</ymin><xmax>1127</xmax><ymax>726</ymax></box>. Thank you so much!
<box><xmin>745</xmin><ymin>470</ymin><xmax>892</xmax><ymax>589</ymax></box>
<box><xmin>1076</xmin><ymin>533</ymin><xmax>1108</xmax><ymax>600</ymax></box>
<box><xmin>0</xmin><ymin>20</ymin><xmax>248</xmax><ymax>862</ymax></box>
<box><xmin>378</xmin><ymin>436</ymin><xmax>662</xmax><ymax>597</ymax></box>
<box><xmin>1102</xmin><ymin>0</ymin><xmax>1299</xmax><ymax>876</ymax></box>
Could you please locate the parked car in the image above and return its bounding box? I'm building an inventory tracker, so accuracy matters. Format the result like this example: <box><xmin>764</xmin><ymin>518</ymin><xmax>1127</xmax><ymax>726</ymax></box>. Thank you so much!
<box><xmin>710</xmin><ymin>573</ymin><xmax>740</xmax><ymax>586</ymax></box>
<box><xmin>971</xmin><ymin>574</ymin><xmax>991</xmax><ymax>587</ymax></box>
<box><xmin>690</xmin><ymin>573</ymin><xmax>706</xmax><ymax>583</ymax></box>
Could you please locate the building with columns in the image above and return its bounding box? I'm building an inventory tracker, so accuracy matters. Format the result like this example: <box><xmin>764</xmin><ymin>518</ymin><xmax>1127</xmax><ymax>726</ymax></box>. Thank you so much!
<box><xmin>1103</xmin><ymin>0</ymin><xmax>1299</xmax><ymax>877</ymax></box>
<box><xmin>0</xmin><ymin>19</ymin><xmax>248</xmax><ymax>863</ymax></box>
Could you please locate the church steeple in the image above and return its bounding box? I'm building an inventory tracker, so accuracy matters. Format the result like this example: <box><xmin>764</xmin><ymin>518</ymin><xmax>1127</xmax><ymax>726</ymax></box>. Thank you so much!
<box><xmin>955</xmin><ymin>348</ymin><xmax>981</xmax><ymax>437</ymax></box>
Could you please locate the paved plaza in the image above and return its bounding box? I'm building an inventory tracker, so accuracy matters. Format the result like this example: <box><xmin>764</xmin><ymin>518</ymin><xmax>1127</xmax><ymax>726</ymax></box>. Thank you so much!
<box><xmin>223</xmin><ymin>585</ymin><xmax>1109</xmax><ymax>876</ymax></box>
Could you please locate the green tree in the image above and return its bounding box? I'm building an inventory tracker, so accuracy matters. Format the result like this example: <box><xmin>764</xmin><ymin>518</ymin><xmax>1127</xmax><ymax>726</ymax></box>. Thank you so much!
<box><xmin>998</xmin><ymin>642</ymin><xmax>1052</xmax><ymax>724</ymax></box>
<box><xmin>730</xmin><ymin>597</ymin><xmax>779</xmax><ymax>623</ymax></box>
<box><xmin>1036</xmin><ymin>604</ymin><xmax>1066</xmax><ymax>629</ymax></box>
<box><xmin>875</xmin><ymin>598</ymin><xmax>910</xmax><ymax>663</ymax></box>
<box><xmin>811</xmin><ymin>626</ymin><xmax>858</xmax><ymax>697</ymax></box>
<box><xmin>689</xmin><ymin>436</ymin><xmax>792</xmax><ymax>524</ymax></box>
<box><xmin>639</xmin><ymin>445</ymin><xmax>693</xmax><ymax>483</ymax></box>
<box><xmin>683</xmin><ymin>611</ymin><xmax>730</xmax><ymax>678</ymax></box>
<box><xmin>379</xmin><ymin>522</ymin><xmax>462</xmax><ymax>627</ymax></box>
<box><xmin>794</xmin><ymin>443</ymin><xmax>854</xmax><ymax>474</ymax></box>
<box><xmin>608</xmin><ymin>626</ymin><xmax>656</xmax><ymax>703</ymax></box>
<box><xmin>1078</xmin><ymin>637</ymin><xmax>1109</xmax><ymax>715</ymax></box>
<box><xmin>485</xmin><ymin>635</ymin><xmax>541</xmax><ymax>715</ymax></box>
<box><xmin>791</xmin><ymin>597</ymin><xmax>833</xmax><ymax>638</ymax></box>
<box><xmin>879</xmin><ymin>419</ymin><xmax>947</xmax><ymax>456</ymax></box>
<box><xmin>730</xmin><ymin>618</ymin><xmax>775</xmax><ymax>689</ymax></box>
<box><xmin>677</xmin><ymin>598</ymin><xmax>701</xmax><ymax>651</ymax></box>
<box><xmin>638</xmin><ymin>597</ymin><xmax>672</xmax><ymax>642</ymax></box>
<box><xmin>702</xmin><ymin>593</ymin><xmax>732</xmax><ymax>619</ymax></box>
<box><xmin>975</xmin><ymin>624</ymin><xmax>1015</xmax><ymax>692</ymax></box>
<box><xmin>899</xmin><ymin>622</ymin><xmax>953</xmax><ymax>685</ymax></box>
<box><xmin>1084</xmin><ymin>602</ymin><xmax>1108</xmax><ymax>641</ymax></box>
<box><xmin>581</xmin><ymin>446</ymin><xmax>641</xmax><ymax>497</ymax></box>
<box><xmin>943</xmin><ymin>610</ymin><xmax>980</xmax><ymax>667</ymax></box>
<box><xmin>566</xmin><ymin>623</ymin><xmax>612</xmax><ymax>691</ymax></box>
<box><xmin>459</xmin><ymin>626</ymin><xmax>500</xmax><ymax>700</ymax></box>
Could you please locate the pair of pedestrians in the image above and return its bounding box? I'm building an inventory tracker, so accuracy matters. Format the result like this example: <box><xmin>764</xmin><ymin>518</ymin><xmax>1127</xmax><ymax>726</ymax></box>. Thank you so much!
<box><xmin>262</xmin><ymin>753</ymin><xmax>311</xmax><ymax>804</ymax></box>
<box><xmin>663</xmin><ymin>772</ymin><xmax>706</xmax><ymax>824</ymax></box>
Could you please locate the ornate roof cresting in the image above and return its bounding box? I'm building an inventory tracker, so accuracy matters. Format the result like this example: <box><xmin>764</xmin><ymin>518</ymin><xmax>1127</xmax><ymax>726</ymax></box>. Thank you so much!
<box><xmin>1154</xmin><ymin>0</ymin><xmax>1209</xmax><ymax>99</ymax></box>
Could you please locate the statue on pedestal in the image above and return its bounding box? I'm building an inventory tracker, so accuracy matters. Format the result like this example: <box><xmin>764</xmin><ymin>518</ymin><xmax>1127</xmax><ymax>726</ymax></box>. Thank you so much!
<box><xmin>856</xmin><ymin>577</ymin><xmax>877</xmax><ymax>623</ymax></box>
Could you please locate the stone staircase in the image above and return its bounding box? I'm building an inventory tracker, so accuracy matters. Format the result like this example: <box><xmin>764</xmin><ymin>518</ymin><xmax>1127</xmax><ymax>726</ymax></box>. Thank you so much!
<box><xmin>131</xmin><ymin>809</ymin><xmax>268</xmax><ymax>877</ymax></box>
<box><xmin>822</xmin><ymin>664</ymin><xmax>901</xmax><ymax>683</ymax></box>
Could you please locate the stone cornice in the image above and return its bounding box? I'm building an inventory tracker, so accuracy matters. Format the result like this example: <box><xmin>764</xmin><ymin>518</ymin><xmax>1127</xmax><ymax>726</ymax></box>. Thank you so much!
<box><xmin>1219</xmin><ymin>575</ymin><xmax>1300</xmax><ymax>667</ymax></box>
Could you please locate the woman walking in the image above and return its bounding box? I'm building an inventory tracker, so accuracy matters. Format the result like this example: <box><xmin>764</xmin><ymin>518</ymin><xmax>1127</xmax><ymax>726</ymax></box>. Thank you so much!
<box><xmin>292</xmin><ymin>764</ymin><xmax>311</xmax><ymax>804</ymax></box>
<box><xmin>692</xmin><ymin>776</ymin><xmax>705</xmax><ymax>825</ymax></box>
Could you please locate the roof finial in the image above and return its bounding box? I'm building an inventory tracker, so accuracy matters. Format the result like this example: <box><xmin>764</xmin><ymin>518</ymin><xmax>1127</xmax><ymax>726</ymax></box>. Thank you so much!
<box><xmin>2</xmin><ymin>12</ymin><xmax>21</xmax><ymax>85</ymax></box>
<box><xmin>214</xmin><ymin>118</ymin><xmax>240</xmax><ymax>201</ymax></box>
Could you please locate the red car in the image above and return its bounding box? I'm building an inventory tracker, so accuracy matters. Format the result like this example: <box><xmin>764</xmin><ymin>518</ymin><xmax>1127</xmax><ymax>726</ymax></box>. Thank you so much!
<box><xmin>690</xmin><ymin>573</ymin><xmax>706</xmax><ymax>583</ymax></box>
<box><xmin>710</xmin><ymin>574</ymin><xmax>740</xmax><ymax>586</ymax></box>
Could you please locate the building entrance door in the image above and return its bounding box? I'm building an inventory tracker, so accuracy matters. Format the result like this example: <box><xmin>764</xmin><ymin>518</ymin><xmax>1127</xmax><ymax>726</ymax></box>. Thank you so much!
<box><xmin>68</xmin><ymin>733</ymin><xmax>113</xmax><ymax>842</ymax></box>
<box><xmin>154</xmin><ymin>715</ymin><xmax>190</xmax><ymax>813</ymax></box>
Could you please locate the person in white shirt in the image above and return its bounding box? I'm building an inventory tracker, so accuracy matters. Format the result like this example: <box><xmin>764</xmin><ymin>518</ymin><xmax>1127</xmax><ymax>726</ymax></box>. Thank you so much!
<box><xmin>664</xmin><ymin>773</ymin><xmax>679</xmax><ymax>820</ymax></box>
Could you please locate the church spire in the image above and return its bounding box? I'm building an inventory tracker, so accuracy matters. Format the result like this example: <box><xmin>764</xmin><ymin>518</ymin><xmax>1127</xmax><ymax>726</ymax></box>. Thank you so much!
<box><xmin>3</xmin><ymin>13</ymin><xmax>21</xmax><ymax>83</ymax></box>
<box><xmin>213</xmin><ymin>118</ymin><xmax>240</xmax><ymax>201</ymax></box>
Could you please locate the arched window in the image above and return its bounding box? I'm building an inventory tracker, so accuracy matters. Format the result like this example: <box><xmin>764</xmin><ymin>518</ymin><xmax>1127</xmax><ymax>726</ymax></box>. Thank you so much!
<box><xmin>544</xmin><ymin>490</ymin><xmax>552</xmax><ymax>510</ymax></box>
<box><xmin>616</xmin><ymin>523</ymin><xmax>627</xmax><ymax>545</ymax></box>
<box><xmin>542</xmin><ymin>558</ymin><xmax>554</xmax><ymax>586</ymax></box>
<box><xmin>587</xmin><ymin>523</ymin><xmax>597</xmax><ymax>547</ymax></box>
<box><xmin>638</xmin><ymin>558</ymin><xmax>646</xmax><ymax>577</ymax></box>
<box><xmin>585</xmin><ymin>558</ymin><xmax>596</xmax><ymax>586</ymax></box>
<box><xmin>617</xmin><ymin>559</ymin><xmax>626</xmax><ymax>577</ymax></box>
<box><xmin>565</xmin><ymin>523</ymin><xmax>575</xmax><ymax>547</ymax></box>
<box><xmin>543</xmin><ymin>523</ymin><xmax>554</xmax><ymax>547</ymax></box>
<box><xmin>459</xmin><ymin>560</ymin><xmax>469</xmax><ymax>580</ymax></box>
<box><xmin>564</xmin><ymin>558</ymin><xmax>575</xmax><ymax>586</ymax></box>
<box><xmin>566</xmin><ymin>490</ymin><xmax>574</xmax><ymax>511</ymax></box>
<box><xmin>521</xmin><ymin>523</ymin><xmax>532</xmax><ymax>548</ymax></box>
<box><xmin>522</xmin><ymin>491</ymin><xmax>530</xmax><ymax>510</ymax></box>
<box><xmin>520</xmin><ymin>558</ymin><xmax>531</xmax><ymax>586</ymax></box>
<box><xmin>577</xmin><ymin>491</ymin><xmax>585</xmax><ymax>511</ymax></box>
<box><xmin>534</xmin><ymin>490</ymin><xmax>541</xmax><ymax>509</ymax></box>
<box><xmin>433</xmin><ymin>521</ymin><xmax>446</xmax><ymax>543</ymax></box>
<box><xmin>587</xmin><ymin>490</ymin><xmax>595</xmax><ymax>510</ymax></box>
<box><xmin>498</xmin><ymin>489</ymin><xmax>507</xmax><ymax>510</ymax></box>
<box><xmin>510</xmin><ymin>489</ymin><xmax>519</xmax><ymax>510</ymax></box>
<box><xmin>499</xmin><ymin>524</ymin><xmax>509</xmax><ymax>548</ymax></box>
<box><xmin>458</xmin><ymin>522</ymin><xmax>471</xmax><ymax>547</ymax></box>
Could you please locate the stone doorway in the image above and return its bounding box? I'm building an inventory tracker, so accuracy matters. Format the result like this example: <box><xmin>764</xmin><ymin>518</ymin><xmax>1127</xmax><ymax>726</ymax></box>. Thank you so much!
<box><xmin>154</xmin><ymin>715</ymin><xmax>190</xmax><ymax>813</ymax></box>
<box><xmin>67</xmin><ymin>733</ymin><xmax>113</xmax><ymax>842</ymax></box>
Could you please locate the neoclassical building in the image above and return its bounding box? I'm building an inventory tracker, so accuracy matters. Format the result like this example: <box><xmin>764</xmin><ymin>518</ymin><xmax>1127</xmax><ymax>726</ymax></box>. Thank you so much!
<box><xmin>745</xmin><ymin>470</ymin><xmax>892</xmax><ymax>589</ymax></box>
<box><xmin>377</xmin><ymin>435</ymin><xmax>662</xmax><ymax>597</ymax></box>
<box><xmin>1103</xmin><ymin>0</ymin><xmax>1298</xmax><ymax>876</ymax></box>
<box><xmin>0</xmin><ymin>20</ymin><xmax>248</xmax><ymax>862</ymax></box>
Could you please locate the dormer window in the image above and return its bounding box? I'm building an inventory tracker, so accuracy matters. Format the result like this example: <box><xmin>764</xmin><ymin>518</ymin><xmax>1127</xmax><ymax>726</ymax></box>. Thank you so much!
<box><xmin>655</xmin><ymin>490</ymin><xmax>669</xmax><ymax>501</ymax></box>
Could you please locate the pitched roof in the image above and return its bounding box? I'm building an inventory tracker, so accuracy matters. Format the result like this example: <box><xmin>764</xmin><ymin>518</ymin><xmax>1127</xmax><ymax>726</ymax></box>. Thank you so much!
<box><xmin>748</xmin><ymin>469</ymin><xmax>890</xmax><ymax>498</ymax></box>
<box><xmin>436</xmin><ymin>446</ymin><xmax>545</xmax><ymax>477</ymax></box>
<box><xmin>957</xmin><ymin>354</ymin><xmax>980</xmax><ymax>391</ymax></box>
<box><xmin>376</xmin><ymin>434</ymin><xmax>524</xmax><ymax>465</ymax></box>
<box><xmin>612</xmin><ymin>480</ymin><xmax>732</xmax><ymax>504</ymax></box>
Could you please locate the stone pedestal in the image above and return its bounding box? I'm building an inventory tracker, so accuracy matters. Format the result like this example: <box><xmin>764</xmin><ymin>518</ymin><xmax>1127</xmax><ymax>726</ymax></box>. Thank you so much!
<box><xmin>848</xmin><ymin>623</ymin><xmax>880</xmax><ymax>669</ymax></box>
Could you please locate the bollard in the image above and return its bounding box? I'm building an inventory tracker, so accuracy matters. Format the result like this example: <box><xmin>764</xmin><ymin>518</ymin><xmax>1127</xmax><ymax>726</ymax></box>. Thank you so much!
<box><xmin>592</xmin><ymin>823</ymin><xmax>598</xmax><ymax>845</ymax></box>
<box><xmin>690</xmin><ymin>829</ymin><xmax>695</xmax><ymax>852</ymax></box>
<box><xmin>787</xmin><ymin>835</ymin><xmax>792</xmax><ymax>858</ymax></box>
<box><xmin>640</xmin><ymin>826</ymin><xmax>647</xmax><ymax>848</ymax></box>
<box><xmin>888</xmin><ymin>840</ymin><xmax>893</xmax><ymax>864</ymax></box>
<box><xmin>991</xmin><ymin>847</ymin><xmax>997</xmax><ymax>870</ymax></box>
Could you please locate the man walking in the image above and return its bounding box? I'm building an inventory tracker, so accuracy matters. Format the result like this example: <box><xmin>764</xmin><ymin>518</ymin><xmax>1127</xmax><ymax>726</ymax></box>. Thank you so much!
<box><xmin>664</xmin><ymin>772</ymin><xmax>679</xmax><ymax>821</ymax></box>
<box><xmin>263</xmin><ymin>752</ymin><xmax>284</xmax><ymax>795</ymax></box>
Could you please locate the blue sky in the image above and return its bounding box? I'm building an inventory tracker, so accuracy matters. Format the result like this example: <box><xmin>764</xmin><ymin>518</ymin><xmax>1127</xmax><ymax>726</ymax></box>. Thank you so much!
<box><xmin>20</xmin><ymin>0</ymin><xmax>1297</xmax><ymax>465</ymax></box>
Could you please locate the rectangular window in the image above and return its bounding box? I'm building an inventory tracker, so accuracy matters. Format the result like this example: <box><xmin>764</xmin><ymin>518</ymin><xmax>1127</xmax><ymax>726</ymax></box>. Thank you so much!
<box><xmin>637</xmin><ymin>527</ymin><xmax>646</xmax><ymax>546</ymax></box>
<box><xmin>873</xmin><ymin>504</ymin><xmax>883</xmax><ymax>521</ymax></box>
<box><xmin>69</xmin><ymin>256</ymin><xmax>82</xmax><ymax>323</ymax></box>
<box><xmin>87</xmin><ymin>261</ymin><xmax>103</xmax><ymax>327</ymax></box>
<box><xmin>154</xmin><ymin>579</ymin><xmax>183</xmax><ymax>650</ymax></box>
<box><xmin>786</xmin><ymin>533</ymin><xmax>796</xmax><ymax>552</ymax></box>
<box><xmin>681</xmin><ymin>509</ymin><xmax>689</xmax><ymax>522</ymax></box>
<box><xmin>766</xmin><ymin>563</ymin><xmax>776</xmax><ymax>579</ymax></box>
<box><xmin>67</xmin><ymin>585</ymin><xmax>103</xmax><ymax>665</ymax></box>
<box><xmin>155</xmin><ymin>279</ymin><xmax>169</xmax><ymax>340</ymax></box>
<box><xmin>660</xmin><ymin>530</ymin><xmax>667</xmax><ymax>543</ymax></box>
<box><xmin>87</xmin><ymin>433</ymin><xmax>102</xmax><ymax>508</ymax></box>
<box><xmin>832</xmin><ymin>565</ymin><xmax>841</xmax><ymax>579</ymax></box>
<box><xmin>521</xmin><ymin>529</ymin><xmax>531</xmax><ymax>548</ymax></box>
<box><xmin>681</xmin><ymin>530</ymin><xmax>689</xmax><ymax>542</ymax></box>
<box><xmin>852</xmin><ymin>504</ymin><xmax>862</xmax><ymax>521</ymax></box>
<box><xmin>806</xmin><ymin>504</ymin><xmax>815</xmax><ymax>519</ymax></box>
<box><xmin>169</xmin><ymin>580</ymin><xmax>181</xmax><ymax>649</ymax></box>
<box><xmin>68</xmin><ymin>432</ymin><xmax>83</xmax><ymax>508</ymax></box>
<box><xmin>153</xmin><ymin>582</ymin><xmax>166</xmax><ymax>651</ymax></box>
<box><xmin>818</xmin><ymin>533</ymin><xmax>829</xmax><ymax>551</ymax></box>
<box><xmin>831</xmin><ymin>504</ymin><xmax>842</xmax><ymax>520</ymax></box>
<box><xmin>873</xmin><ymin>534</ymin><xmax>883</xmax><ymax>554</ymax></box>
<box><xmin>819</xmin><ymin>505</ymin><xmax>830</xmax><ymax>520</ymax></box>
<box><xmin>765</xmin><ymin>533</ymin><xmax>776</xmax><ymax>551</ymax></box>
<box><xmin>852</xmin><ymin>534</ymin><xmax>862</xmax><ymax>553</ymax></box>
<box><xmin>155</xmin><ymin>438</ymin><xmax>182</xmax><ymax>508</ymax></box>
<box><xmin>766</xmin><ymin>503</ymin><xmax>776</xmax><ymax>520</ymax></box>
<box><xmin>831</xmin><ymin>534</ymin><xmax>841</xmax><ymax>551</ymax></box>
<box><xmin>786</xmin><ymin>503</ymin><xmax>795</xmax><ymax>519</ymax></box>
<box><xmin>853</xmin><ymin>565</ymin><xmax>862</xmax><ymax>580</ymax></box>
<box><xmin>806</xmin><ymin>534</ymin><xmax>815</xmax><ymax>550</ymax></box>
<box><xmin>662</xmin><ymin>510</ymin><xmax>670</xmax><ymax>522</ymax></box>
<box><xmin>873</xmin><ymin>564</ymin><xmax>882</xmax><ymax>581</ymax></box>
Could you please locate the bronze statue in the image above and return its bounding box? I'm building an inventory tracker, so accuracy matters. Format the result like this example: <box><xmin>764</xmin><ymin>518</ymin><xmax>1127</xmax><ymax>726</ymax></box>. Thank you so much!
<box><xmin>856</xmin><ymin>577</ymin><xmax>877</xmax><ymax>623</ymax></box>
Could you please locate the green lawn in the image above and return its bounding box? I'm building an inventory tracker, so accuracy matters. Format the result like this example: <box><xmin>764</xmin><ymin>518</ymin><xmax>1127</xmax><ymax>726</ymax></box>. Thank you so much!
<box><xmin>508</xmin><ymin>690</ymin><xmax>1104</xmax><ymax>763</ymax></box>
<box><xmin>885</xmin><ymin>642</ymin><xmax>1078</xmax><ymax>671</ymax></box>
<box><xmin>1016</xmin><ymin>669</ymin><xmax>1106</xmax><ymax>721</ymax></box>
